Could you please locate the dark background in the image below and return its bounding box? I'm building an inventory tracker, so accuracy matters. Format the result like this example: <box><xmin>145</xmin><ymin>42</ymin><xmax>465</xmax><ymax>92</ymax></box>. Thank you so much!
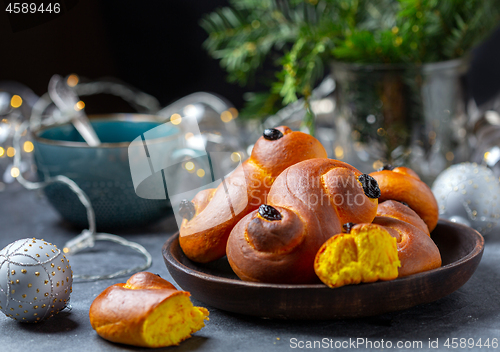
<box><xmin>0</xmin><ymin>0</ymin><xmax>499</xmax><ymax>112</ymax></box>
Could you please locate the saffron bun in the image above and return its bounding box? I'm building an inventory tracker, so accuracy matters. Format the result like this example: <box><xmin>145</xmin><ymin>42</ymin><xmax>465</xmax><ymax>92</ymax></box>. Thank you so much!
<box><xmin>376</xmin><ymin>199</ymin><xmax>430</xmax><ymax>236</ymax></box>
<box><xmin>373</xmin><ymin>200</ymin><xmax>442</xmax><ymax>277</ymax></box>
<box><xmin>314</xmin><ymin>223</ymin><xmax>400</xmax><ymax>288</ymax></box>
<box><xmin>370</xmin><ymin>165</ymin><xmax>439</xmax><ymax>232</ymax></box>
<box><xmin>89</xmin><ymin>272</ymin><xmax>209</xmax><ymax>348</ymax></box>
<box><xmin>226</xmin><ymin>158</ymin><xmax>380</xmax><ymax>284</ymax></box>
<box><xmin>314</xmin><ymin>200</ymin><xmax>441</xmax><ymax>288</ymax></box>
<box><xmin>179</xmin><ymin>126</ymin><xmax>327</xmax><ymax>263</ymax></box>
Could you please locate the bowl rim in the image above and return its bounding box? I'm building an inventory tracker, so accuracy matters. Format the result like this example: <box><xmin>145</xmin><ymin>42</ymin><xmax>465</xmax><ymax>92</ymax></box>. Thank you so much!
<box><xmin>162</xmin><ymin>218</ymin><xmax>485</xmax><ymax>290</ymax></box>
<box><xmin>31</xmin><ymin>113</ymin><xmax>177</xmax><ymax>149</ymax></box>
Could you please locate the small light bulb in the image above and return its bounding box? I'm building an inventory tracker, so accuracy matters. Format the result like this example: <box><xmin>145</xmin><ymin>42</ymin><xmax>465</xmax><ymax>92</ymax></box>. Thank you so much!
<box><xmin>228</xmin><ymin>107</ymin><xmax>239</xmax><ymax>119</ymax></box>
<box><xmin>67</xmin><ymin>74</ymin><xmax>79</xmax><ymax>87</ymax></box>
<box><xmin>230</xmin><ymin>152</ymin><xmax>241</xmax><ymax>162</ymax></box>
<box><xmin>372</xmin><ymin>160</ymin><xmax>384</xmax><ymax>170</ymax></box>
<box><xmin>334</xmin><ymin>146</ymin><xmax>344</xmax><ymax>159</ymax></box>
<box><xmin>10</xmin><ymin>167</ymin><xmax>20</xmax><ymax>178</ymax></box>
<box><xmin>6</xmin><ymin>147</ymin><xmax>16</xmax><ymax>157</ymax></box>
<box><xmin>23</xmin><ymin>141</ymin><xmax>34</xmax><ymax>153</ymax></box>
<box><xmin>10</xmin><ymin>95</ymin><xmax>22</xmax><ymax>108</ymax></box>
<box><xmin>74</xmin><ymin>101</ymin><xmax>85</xmax><ymax>111</ymax></box>
<box><xmin>221</xmin><ymin>111</ymin><xmax>233</xmax><ymax>123</ymax></box>
<box><xmin>171</xmin><ymin>114</ymin><xmax>182</xmax><ymax>125</ymax></box>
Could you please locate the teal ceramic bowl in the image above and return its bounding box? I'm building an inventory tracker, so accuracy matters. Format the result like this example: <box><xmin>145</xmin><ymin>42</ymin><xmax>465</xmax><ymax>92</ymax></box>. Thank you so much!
<box><xmin>32</xmin><ymin>114</ymin><xmax>177</xmax><ymax>230</ymax></box>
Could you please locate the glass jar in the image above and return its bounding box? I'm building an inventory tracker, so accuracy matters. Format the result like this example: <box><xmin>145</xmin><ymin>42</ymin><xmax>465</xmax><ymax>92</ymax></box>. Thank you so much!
<box><xmin>331</xmin><ymin>59</ymin><xmax>469</xmax><ymax>184</ymax></box>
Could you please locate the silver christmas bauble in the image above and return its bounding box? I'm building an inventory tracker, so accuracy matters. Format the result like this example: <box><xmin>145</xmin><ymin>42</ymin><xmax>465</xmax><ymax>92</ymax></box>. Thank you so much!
<box><xmin>0</xmin><ymin>238</ymin><xmax>73</xmax><ymax>322</ymax></box>
<box><xmin>432</xmin><ymin>162</ymin><xmax>500</xmax><ymax>235</ymax></box>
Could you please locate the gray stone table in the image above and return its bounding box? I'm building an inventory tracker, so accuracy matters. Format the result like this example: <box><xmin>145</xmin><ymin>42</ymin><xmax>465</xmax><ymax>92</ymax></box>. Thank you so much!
<box><xmin>1</xmin><ymin>183</ymin><xmax>500</xmax><ymax>351</ymax></box>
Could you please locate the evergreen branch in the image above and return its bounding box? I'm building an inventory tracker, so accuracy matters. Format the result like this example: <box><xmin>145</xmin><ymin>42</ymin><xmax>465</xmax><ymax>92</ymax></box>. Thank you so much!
<box><xmin>201</xmin><ymin>0</ymin><xmax>500</xmax><ymax>120</ymax></box>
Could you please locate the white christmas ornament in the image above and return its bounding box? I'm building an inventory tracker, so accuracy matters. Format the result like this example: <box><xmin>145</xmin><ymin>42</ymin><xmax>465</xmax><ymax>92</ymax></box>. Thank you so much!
<box><xmin>0</xmin><ymin>238</ymin><xmax>73</xmax><ymax>322</ymax></box>
<box><xmin>432</xmin><ymin>162</ymin><xmax>500</xmax><ymax>235</ymax></box>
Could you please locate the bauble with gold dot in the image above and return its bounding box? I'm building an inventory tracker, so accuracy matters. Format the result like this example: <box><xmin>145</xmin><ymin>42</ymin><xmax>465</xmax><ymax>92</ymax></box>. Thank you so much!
<box><xmin>0</xmin><ymin>238</ymin><xmax>73</xmax><ymax>322</ymax></box>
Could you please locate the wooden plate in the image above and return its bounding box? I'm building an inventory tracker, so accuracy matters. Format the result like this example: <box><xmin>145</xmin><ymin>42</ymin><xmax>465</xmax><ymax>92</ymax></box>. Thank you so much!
<box><xmin>162</xmin><ymin>219</ymin><xmax>484</xmax><ymax>320</ymax></box>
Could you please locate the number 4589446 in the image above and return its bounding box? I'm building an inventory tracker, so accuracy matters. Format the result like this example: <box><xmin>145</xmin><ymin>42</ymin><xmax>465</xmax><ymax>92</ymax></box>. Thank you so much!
<box><xmin>6</xmin><ymin>3</ymin><xmax>61</xmax><ymax>14</ymax></box>
<box><xmin>444</xmin><ymin>338</ymin><xmax>499</xmax><ymax>349</ymax></box>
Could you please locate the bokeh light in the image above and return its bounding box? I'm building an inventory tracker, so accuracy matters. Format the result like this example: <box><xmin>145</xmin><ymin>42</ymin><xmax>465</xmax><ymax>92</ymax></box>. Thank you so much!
<box><xmin>10</xmin><ymin>95</ymin><xmax>22</xmax><ymax>108</ymax></box>
<box><xmin>221</xmin><ymin>111</ymin><xmax>233</xmax><ymax>123</ymax></box>
<box><xmin>230</xmin><ymin>152</ymin><xmax>241</xmax><ymax>162</ymax></box>
<box><xmin>74</xmin><ymin>101</ymin><xmax>85</xmax><ymax>111</ymax></box>
<box><xmin>67</xmin><ymin>74</ymin><xmax>79</xmax><ymax>87</ymax></box>
<box><xmin>10</xmin><ymin>167</ymin><xmax>20</xmax><ymax>178</ymax></box>
<box><xmin>171</xmin><ymin>113</ymin><xmax>182</xmax><ymax>125</ymax></box>
<box><xmin>6</xmin><ymin>147</ymin><xmax>16</xmax><ymax>157</ymax></box>
<box><xmin>23</xmin><ymin>141</ymin><xmax>34</xmax><ymax>153</ymax></box>
<box><xmin>185</xmin><ymin>161</ymin><xmax>195</xmax><ymax>172</ymax></box>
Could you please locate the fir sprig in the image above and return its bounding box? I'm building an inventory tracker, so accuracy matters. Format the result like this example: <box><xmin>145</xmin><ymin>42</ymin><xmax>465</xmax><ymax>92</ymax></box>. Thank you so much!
<box><xmin>201</xmin><ymin>0</ymin><xmax>500</xmax><ymax>119</ymax></box>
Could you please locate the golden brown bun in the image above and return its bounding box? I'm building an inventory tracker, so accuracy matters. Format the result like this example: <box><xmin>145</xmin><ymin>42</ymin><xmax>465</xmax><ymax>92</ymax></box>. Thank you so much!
<box><xmin>370</xmin><ymin>166</ymin><xmax>439</xmax><ymax>232</ymax></box>
<box><xmin>376</xmin><ymin>200</ymin><xmax>430</xmax><ymax>236</ymax></box>
<box><xmin>179</xmin><ymin>126</ymin><xmax>327</xmax><ymax>263</ymax></box>
<box><xmin>89</xmin><ymin>272</ymin><xmax>209</xmax><ymax>348</ymax></box>
<box><xmin>226</xmin><ymin>159</ymin><xmax>380</xmax><ymax>284</ymax></box>
<box><xmin>372</xmin><ymin>200</ymin><xmax>441</xmax><ymax>277</ymax></box>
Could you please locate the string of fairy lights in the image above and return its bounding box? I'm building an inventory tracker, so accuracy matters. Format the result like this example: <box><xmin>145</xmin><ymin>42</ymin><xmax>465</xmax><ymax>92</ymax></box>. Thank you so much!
<box><xmin>0</xmin><ymin>94</ymin><xmax>35</xmax><ymax>187</ymax></box>
<box><xmin>0</xmin><ymin>74</ymin><xmax>246</xmax><ymax>192</ymax></box>
<box><xmin>0</xmin><ymin>76</ymin><xmax>86</xmax><ymax>188</ymax></box>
